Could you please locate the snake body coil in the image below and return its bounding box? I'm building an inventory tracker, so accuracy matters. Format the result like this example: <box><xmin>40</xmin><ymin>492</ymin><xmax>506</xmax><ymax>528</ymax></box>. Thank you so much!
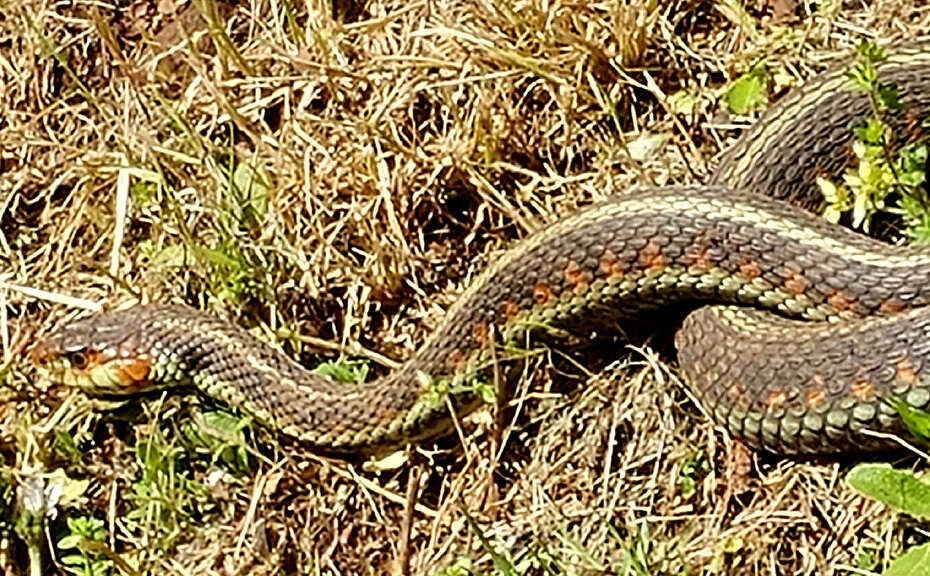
<box><xmin>33</xmin><ymin>41</ymin><xmax>930</xmax><ymax>455</ymax></box>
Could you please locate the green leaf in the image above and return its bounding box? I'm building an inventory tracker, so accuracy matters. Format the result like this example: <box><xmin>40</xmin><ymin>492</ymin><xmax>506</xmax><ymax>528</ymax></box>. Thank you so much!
<box><xmin>459</xmin><ymin>506</ymin><xmax>519</xmax><ymax>576</ymax></box>
<box><xmin>724</xmin><ymin>66</ymin><xmax>769</xmax><ymax>114</ymax></box>
<box><xmin>417</xmin><ymin>372</ymin><xmax>450</xmax><ymax>409</ymax></box>
<box><xmin>191</xmin><ymin>244</ymin><xmax>241</xmax><ymax>269</ymax></box>
<box><xmin>470</xmin><ymin>380</ymin><xmax>496</xmax><ymax>403</ymax></box>
<box><xmin>908</xmin><ymin>222</ymin><xmax>930</xmax><ymax>245</ymax></box>
<box><xmin>818</xmin><ymin>177</ymin><xmax>852</xmax><ymax>225</ymax></box>
<box><xmin>434</xmin><ymin>557</ymin><xmax>474</xmax><ymax>576</ymax></box>
<box><xmin>852</xmin><ymin>189</ymin><xmax>870</xmax><ymax>229</ymax></box>
<box><xmin>856</xmin><ymin>39</ymin><xmax>885</xmax><ymax>63</ymax></box>
<box><xmin>59</xmin><ymin>554</ymin><xmax>87</xmax><ymax>566</ymax></box>
<box><xmin>139</xmin><ymin>241</ymin><xmax>187</xmax><ymax>270</ymax></box>
<box><xmin>818</xmin><ymin>177</ymin><xmax>841</xmax><ymax>204</ymax></box>
<box><xmin>855</xmin><ymin>546</ymin><xmax>880</xmax><ymax>570</ymax></box>
<box><xmin>130</xmin><ymin>181</ymin><xmax>158</xmax><ymax>206</ymax></box>
<box><xmin>200</xmin><ymin>410</ymin><xmax>249</xmax><ymax>438</ymax></box>
<box><xmin>853</xmin><ymin>117</ymin><xmax>886</xmax><ymax>145</ymax></box>
<box><xmin>847</xmin><ymin>40</ymin><xmax>884</xmax><ymax>92</ymax></box>
<box><xmin>847</xmin><ymin>463</ymin><xmax>930</xmax><ymax>519</ymax></box>
<box><xmin>228</xmin><ymin>159</ymin><xmax>270</xmax><ymax>229</ymax></box>
<box><xmin>65</xmin><ymin>515</ymin><xmax>105</xmax><ymax>539</ymax></box>
<box><xmin>312</xmin><ymin>359</ymin><xmax>370</xmax><ymax>384</ymax></box>
<box><xmin>883</xmin><ymin>542</ymin><xmax>930</xmax><ymax>576</ymax></box>
<box><xmin>896</xmin><ymin>144</ymin><xmax>928</xmax><ymax>183</ymax></box>
<box><xmin>58</xmin><ymin>535</ymin><xmax>82</xmax><ymax>550</ymax></box>
<box><xmin>887</xmin><ymin>397</ymin><xmax>930</xmax><ymax>442</ymax></box>
<box><xmin>52</xmin><ymin>429</ymin><xmax>81</xmax><ymax>462</ymax></box>
<box><xmin>627</xmin><ymin>131</ymin><xmax>670</xmax><ymax>161</ymax></box>
<box><xmin>180</xmin><ymin>409</ymin><xmax>252</xmax><ymax>474</ymax></box>
<box><xmin>667</xmin><ymin>90</ymin><xmax>695</xmax><ymax>115</ymax></box>
<box><xmin>877</xmin><ymin>83</ymin><xmax>902</xmax><ymax>111</ymax></box>
<box><xmin>45</xmin><ymin>469</ymin><xmax>90</xmax><ymax>510</ymax></box>
<box><xmin>678</xmin><ymin>451</ymin><xmax>708</xmax><ymax>499</ymax></box>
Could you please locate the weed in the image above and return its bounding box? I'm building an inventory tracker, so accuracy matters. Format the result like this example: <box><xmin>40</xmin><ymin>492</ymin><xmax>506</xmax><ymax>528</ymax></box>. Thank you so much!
<box><xmin>819</xmin><ymin>40</ymin><xmax>930</xmax><ymax>240</ymax></box>
<box><xmin>312</xmin><ymin>358</ymin><xmax>371</xmax><ymax>384</ymax></box>
<box><xmin>676</xmin><ymin>450</ymin><xmax>708</xmax><ymax>499</ymax></box>
<box><xmin>57</xmin><ymin>516</ymin><xmax>111</xmax><ymax>576</ymax></box>
<box><xmin>120</xmin><ymin>413</ymin><xmax>215</xmax><ymax>559</ymax></box>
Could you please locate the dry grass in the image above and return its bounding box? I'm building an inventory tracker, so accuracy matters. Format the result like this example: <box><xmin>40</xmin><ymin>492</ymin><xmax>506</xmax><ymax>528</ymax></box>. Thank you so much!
<box><xmin>3</xmin><ymin>0</ymin><xmax>930</xmax><ymax>574</ymax></box>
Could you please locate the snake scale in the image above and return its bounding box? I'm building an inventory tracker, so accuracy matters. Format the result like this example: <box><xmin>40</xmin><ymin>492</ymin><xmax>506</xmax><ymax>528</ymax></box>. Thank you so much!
<box><xmin>31</xmin><ymin>40</ymin><xmax>930</xmax><ymax>455</ymax></box>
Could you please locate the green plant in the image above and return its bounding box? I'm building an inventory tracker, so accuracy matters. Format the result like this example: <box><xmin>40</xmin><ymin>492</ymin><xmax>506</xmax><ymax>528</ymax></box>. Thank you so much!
<box><xmin>677</xmin><ymin>451</ymin><xmax>708</xmax><ymax>499</ymax></box>
<box><xmin>846</xmin><ymin>463</ymin><xmax>930</xmax><ymax>574</ymax></box>
<box><xmin>724</xmin><ymin>64</ymin><xmax>770</xmax><ymax>115</ymax></box>
<box><xmin>459</xmin><ymin>505</ymin><xmax>519</xmax><ymax>576</ymax></box>
<box><xmin>122</xmin><ymin>416</ymin><xmax>216</xmax><ymax>557</ymax></box>
<box><xmin>312</xmin><ymin>358</ymin><xmax>371</xmax><ymax>384</ymax></box>
<box><xmin>175</xmin><ymin>132</ymin><xmax>277</xmax><ymax>308</ymax></box>
<box><xmin>845</xmin><ymin>399</ymin><xmax>930</xmax><ymax>574</ymax></box>
<box><xmin>180</xmin><ymin>408</ymin><xmax>255</xmax><ymax>476</ymax></box>
<box><xmin>57</xmin><ymin>516</ymin><xmax>111</xmax><ymax>576</ymax></box>
<box><xmin>433</xmin><ymin>557</ymin><xmax>474</xmax><ymax>576</ymax></box>
<box><xmin>819</xmin><ymin>40</ymin><xmax>930</xmax><ymax>241</ymax></box>
<box><xmin>823</xmin><ymin>43</ymin><xmax>930</xmax><ymax>570</ymax></box>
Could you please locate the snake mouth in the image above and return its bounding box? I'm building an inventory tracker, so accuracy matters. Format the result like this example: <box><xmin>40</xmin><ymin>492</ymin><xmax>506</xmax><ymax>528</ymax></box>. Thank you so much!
<box><xmin>30</xmin><ymin>339</ymin><xmax>155</xmax><ymax>396</ymax></box>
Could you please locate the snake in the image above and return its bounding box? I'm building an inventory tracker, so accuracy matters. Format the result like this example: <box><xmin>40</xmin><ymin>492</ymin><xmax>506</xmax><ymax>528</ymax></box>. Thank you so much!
<box><xmin>29</xmin><ymin>40</ymin><xmax>930</xmax><ymax>456</ymax></box>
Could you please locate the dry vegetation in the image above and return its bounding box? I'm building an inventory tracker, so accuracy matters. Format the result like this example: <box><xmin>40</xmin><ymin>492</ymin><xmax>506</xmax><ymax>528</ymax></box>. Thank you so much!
<box><xmin>3</xmin><ymin>0</ymin><xmax>930</xmax><ymax>574</ymax></box>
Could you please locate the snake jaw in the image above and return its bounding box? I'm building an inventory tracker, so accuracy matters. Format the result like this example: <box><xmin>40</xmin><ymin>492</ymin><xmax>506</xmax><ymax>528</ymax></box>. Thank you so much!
<box><xmin>34</xmin><ymin>348</ymin><xmax>155</xmax><ymax>396</ymax></box>
<box><xmin>107</xmin><ymin>356</ymin><xmax>153</xmax><ymax>390</ymax></box>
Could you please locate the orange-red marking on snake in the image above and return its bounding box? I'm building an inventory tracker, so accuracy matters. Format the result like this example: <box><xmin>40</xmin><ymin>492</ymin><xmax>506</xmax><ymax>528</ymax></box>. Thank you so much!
<box><xmin>637</xmin><ymin>241</ymin><xmax>666</xmax><ymax>271</ymax></box>
<box><xmin>114</xmin><ymin>356</ymin><xmax>152</xmax><ymax>390</ymax></box>
<box><xmin>895</xmin><ymin>357</ymin><xmax>919</xmax><ymax>387</ymax></box>
<box><xmin>563</xmin><ymin>260</ymin><xmax>589</xmax><ymax>293</ymax></box>
<box><xmin>685</xmin><ymin>244</ymin><xmax>714</xmax><ymax>272</ymax></box>
<box><xmin>827</xmin><ymin>291</ymin><xmax>855</xmax><ymax>314</ymax></box>
<box><xmin>471</xmin><ymin>321</ymin><xmax>490</xmax><ymax>345</ymax></box>
<box><xmin>880</xmin><ymin>298</ymin><xmax>908</xmax><ymax>314</ymax></box>
<box><xmin>903</xmin><ymin>107</ymin><xmax>925</xmax><ymax>142</ymax></box>
<box><xmin>805</xmin><ymin>389</ymin><xmax>826</xmax><ymax>409</ymax></box>
<box><xmin>501</xmin><ymin>299</ymin><xmax>521</xmax><ymax>319</ymax></box>
<box><xmin>851</xmin><ymin>380</ymin><xmax>875</xmax><ymax>401</ymax></box>
<box><xmin>726</xmin><ymin>381</ymin><xmax>750</xmax><ymax>410</ymax></box>
<box><xmin>598</xmin><ymin>250</ymin><xmax>625</xmax><ymax>279</ymax></box>
<box><xmin>444</xmin><ymin>349</ymin><xmax>467</xmax><ymax>371</ymax></box>
<box><xmin>782</xmin><ymin>268</ymin><xmax>806</xmax><ymax>296</ymax></box>
<box><xmin>738</xmin><ymin>259</ymin><xmax>762</xmax><ymax>281</ymax></box>
<box><xmin>532</xmin><ymin>282</ymin><xmax>554</xmax><ymax>304</ymax></box>
<box><xmin>765</xmin><ymin>391</ymin><xmax>787</xmax><ymax>411</ymax></box>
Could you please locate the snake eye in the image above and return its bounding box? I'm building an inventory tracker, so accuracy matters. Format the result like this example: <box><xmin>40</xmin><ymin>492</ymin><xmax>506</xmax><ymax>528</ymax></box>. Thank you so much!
<box><xmin>67</xmin><ymin>350</ymin><xmax>94</xmax><ymax>370</ymax></box>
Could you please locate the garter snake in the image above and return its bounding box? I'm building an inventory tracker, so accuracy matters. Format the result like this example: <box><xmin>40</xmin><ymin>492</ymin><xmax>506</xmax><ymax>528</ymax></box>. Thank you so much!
<box><xmin>30</xmin><ymin>40</ymin><xmax>930</xmax><ymax>455</ymax></box>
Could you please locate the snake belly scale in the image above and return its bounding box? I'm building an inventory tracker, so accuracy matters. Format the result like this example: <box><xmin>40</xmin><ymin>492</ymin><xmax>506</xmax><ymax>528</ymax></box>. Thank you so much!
<box><xmin>32</xmin><ymin>41</ymin><xmax>930</xmax><ymax>455</ymax></box>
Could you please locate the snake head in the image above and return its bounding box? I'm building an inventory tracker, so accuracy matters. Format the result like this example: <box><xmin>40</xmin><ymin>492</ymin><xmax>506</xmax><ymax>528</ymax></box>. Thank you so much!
<box><xmin>30</xmin><ymin>307</ymin><xmax>158</xmax><ymax>396</ymax></box>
